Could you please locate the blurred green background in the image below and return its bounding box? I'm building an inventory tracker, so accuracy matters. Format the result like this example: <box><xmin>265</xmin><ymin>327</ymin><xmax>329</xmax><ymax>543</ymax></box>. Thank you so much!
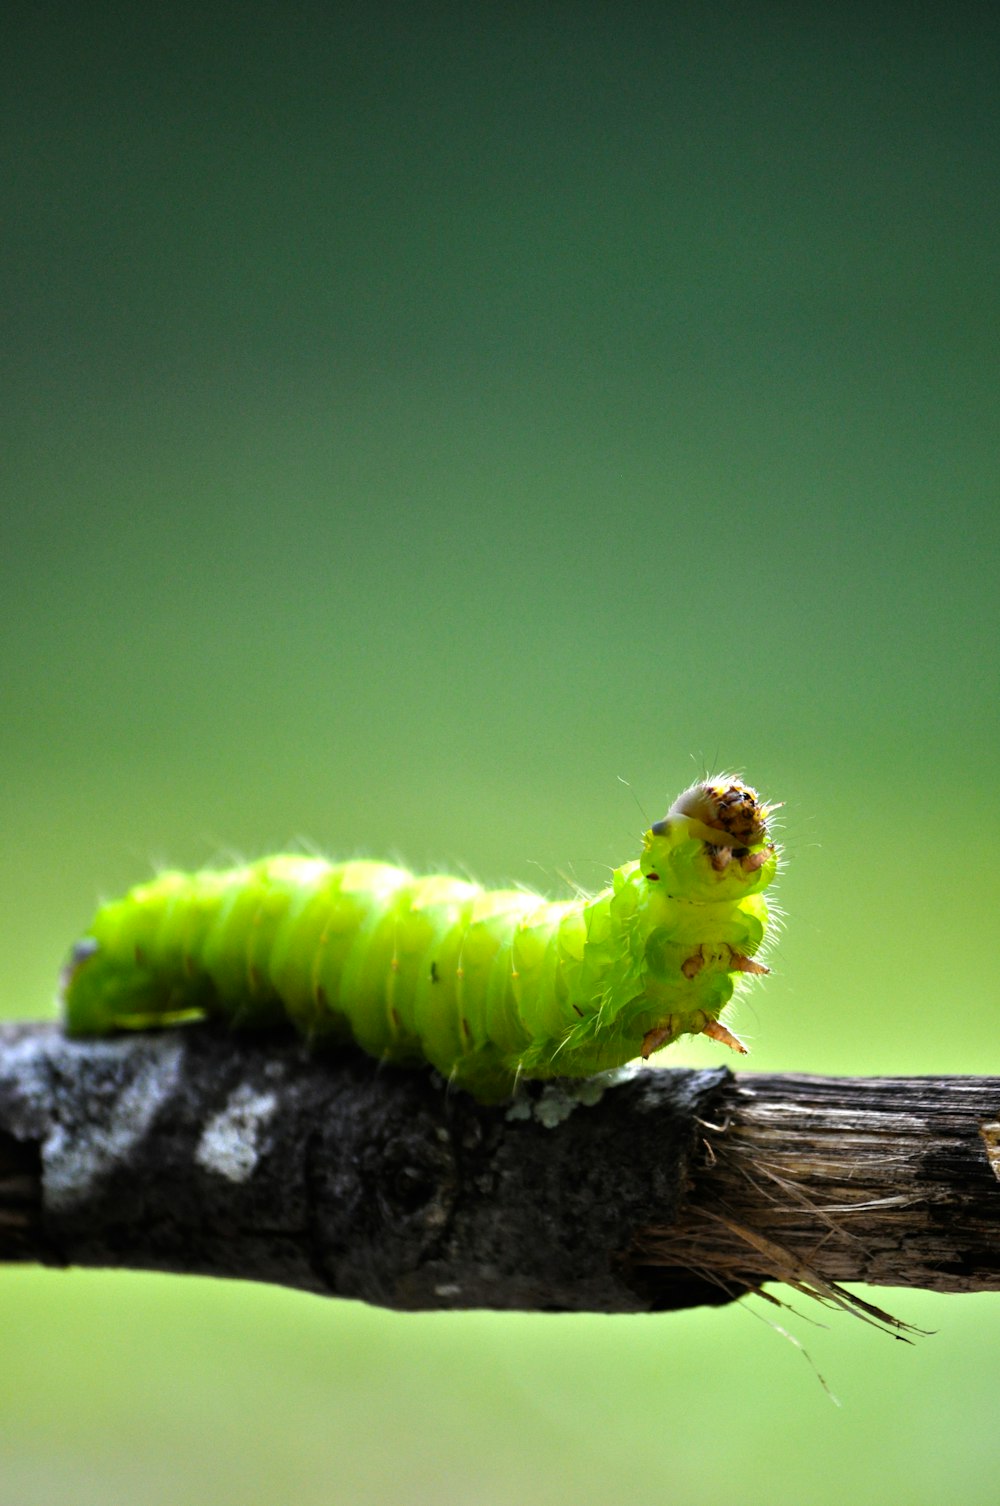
<box><xmin>2</xmin><ymin>4</ymin><xmax>998</xmax><ymax>1503</ymax></box>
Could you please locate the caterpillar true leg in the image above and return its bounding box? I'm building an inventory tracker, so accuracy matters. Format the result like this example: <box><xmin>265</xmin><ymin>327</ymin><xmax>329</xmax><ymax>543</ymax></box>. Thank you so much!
<box><xmin>701</xmin><ymin>1019</ymin><xmax>749</xmax><ymax>1054</ymax></box>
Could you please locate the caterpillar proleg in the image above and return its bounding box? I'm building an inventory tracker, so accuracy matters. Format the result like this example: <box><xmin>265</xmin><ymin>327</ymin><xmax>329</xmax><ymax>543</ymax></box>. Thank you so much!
<box><xmin>61</xmin><ymin>777</ymin><xmax>779</xmax><ymax>1102</ymax></box>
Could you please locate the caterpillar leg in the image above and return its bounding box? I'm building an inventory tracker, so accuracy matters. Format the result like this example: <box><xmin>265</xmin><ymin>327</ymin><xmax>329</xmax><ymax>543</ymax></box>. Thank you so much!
<box><xmin>708</xmin><ymin>843</ymin><xmax>776</xmax><ymax>876</ymax></box>
<box><xmin>641</xmin><ymin>1019</ymin><xmax>679</xmax><ymax>1057</ymax></box>
<box><xmin>701</xmin><ymin>1018</ymin><xmax>748</xmax><ymax>1055</ymax></box>
<box><xmin>681</xmin><ymin>945</ymin><xmax>769</xmax><ymax>980</ymax></box>
<box><xmin>640</xmin><ymin>1015</ymin><xmax>749</xmax><ymax>1058</ymax></box>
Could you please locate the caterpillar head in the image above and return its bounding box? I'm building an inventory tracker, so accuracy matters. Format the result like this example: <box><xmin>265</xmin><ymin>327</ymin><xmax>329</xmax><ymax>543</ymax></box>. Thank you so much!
<box><xmin>640</xmin><ymin>776</ymin><xmax>779</xmax><ymax>900</ymax></box>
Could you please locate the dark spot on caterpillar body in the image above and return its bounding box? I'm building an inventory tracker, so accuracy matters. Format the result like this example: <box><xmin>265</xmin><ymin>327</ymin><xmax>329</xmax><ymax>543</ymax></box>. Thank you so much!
<box><xmin>60</xmin><ymin>777</ymin><xmax>780</xmax><ymax>1102</ymax></box>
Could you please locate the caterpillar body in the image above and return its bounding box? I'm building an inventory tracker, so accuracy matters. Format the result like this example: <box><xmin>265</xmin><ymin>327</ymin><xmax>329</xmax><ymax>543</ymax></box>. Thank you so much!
<box><xmin>61</xmin><ymin>777</ymin><xmax>779</xmax><ymax>1102</ymax></box>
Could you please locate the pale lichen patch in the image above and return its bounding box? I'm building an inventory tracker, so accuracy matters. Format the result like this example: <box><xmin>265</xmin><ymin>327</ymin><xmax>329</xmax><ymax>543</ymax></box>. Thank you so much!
<box><xmin>195</xmin><ymin>1083</ymin><xmax>278</xmax><ymax>1183</ymax></box>
<box><xmin>506</xmin><ymin>1066</ymin><xmax>636</xmax><ymax>1127</ymax></box>
<box><xmin>43</xmin><ymin>1037</ymin><xmax>184</xmax><ymax>1212</ymax></box>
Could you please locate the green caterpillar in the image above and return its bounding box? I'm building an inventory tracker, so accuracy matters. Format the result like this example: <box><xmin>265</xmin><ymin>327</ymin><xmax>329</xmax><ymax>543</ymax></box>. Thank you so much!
<box><xmin>61</xmin><ymin>777</ymin><xmax>779</xmax><ymax>1102</ymax></box>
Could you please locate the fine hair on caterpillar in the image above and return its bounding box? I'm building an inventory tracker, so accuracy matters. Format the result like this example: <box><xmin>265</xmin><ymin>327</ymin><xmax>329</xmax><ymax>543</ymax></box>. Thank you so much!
<box><xmin>61</xmin><ymin>776</ymin><xmax>780</xmax><ymax>1103</ymax></box>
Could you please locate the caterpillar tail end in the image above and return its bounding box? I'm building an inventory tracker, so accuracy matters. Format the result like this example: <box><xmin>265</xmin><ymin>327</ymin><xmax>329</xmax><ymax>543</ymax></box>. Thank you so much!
<box><xmin>60</xmin><ymin>936</ymin><xmax>206</xmax><ymax>1035</ymax></box>
<box><xmin>60</xmin><ymin>938</ymin><xmax>103</xmax><ymax>1034</ymax></box>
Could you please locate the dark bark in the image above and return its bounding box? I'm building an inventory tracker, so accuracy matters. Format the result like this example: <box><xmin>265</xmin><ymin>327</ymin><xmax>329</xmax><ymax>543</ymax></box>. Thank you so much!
<box><xmin>1</xmin><ymin>1022</ymin><xmax>998</xmax><ymax>1315</ymax></box>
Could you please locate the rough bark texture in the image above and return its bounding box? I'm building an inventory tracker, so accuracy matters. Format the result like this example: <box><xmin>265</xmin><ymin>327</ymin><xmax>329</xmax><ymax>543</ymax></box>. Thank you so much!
<box><xmin>1</xmin><ymin>1022</ymin><xmax>998</xmax><ymax>1313</ymax></box>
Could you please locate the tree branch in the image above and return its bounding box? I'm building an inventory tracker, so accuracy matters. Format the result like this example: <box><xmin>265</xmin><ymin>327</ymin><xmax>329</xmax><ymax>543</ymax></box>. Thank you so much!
<box><xmin>1</xmin><ymin>1023</ymin><xmax>998</xmax><ymax>1314</ymax></box>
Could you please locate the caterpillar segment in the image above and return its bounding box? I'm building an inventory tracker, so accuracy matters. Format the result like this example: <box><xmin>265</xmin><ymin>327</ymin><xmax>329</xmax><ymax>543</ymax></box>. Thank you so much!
<box><xmin>61</xmin><ymin>777</ymin><xmax>779</xmax><ymax>1102</ymax></box>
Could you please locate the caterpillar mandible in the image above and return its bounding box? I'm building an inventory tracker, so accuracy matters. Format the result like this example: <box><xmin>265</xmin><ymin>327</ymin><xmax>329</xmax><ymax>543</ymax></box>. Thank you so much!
<box><xmin>61</xmin><ymin>777</ymin><xmax>780</xmax><ymax>1103</ymax></box>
